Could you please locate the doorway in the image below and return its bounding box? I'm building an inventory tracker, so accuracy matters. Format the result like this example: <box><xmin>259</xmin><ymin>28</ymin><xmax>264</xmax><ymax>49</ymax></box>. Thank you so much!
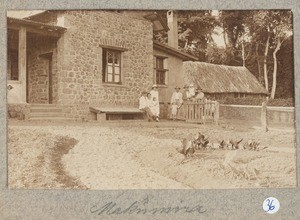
<box><xmin>39</xmin><ymin>52</ymin><xmax>53</xmax><ymax>104</ymax></box>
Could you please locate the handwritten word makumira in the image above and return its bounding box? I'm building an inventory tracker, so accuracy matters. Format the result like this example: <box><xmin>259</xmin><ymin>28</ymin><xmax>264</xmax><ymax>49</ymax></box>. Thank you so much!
<box><xmin>90</xmin><ymin>197</ymin><xmax>206</xmax><ymax>215</ymax></box>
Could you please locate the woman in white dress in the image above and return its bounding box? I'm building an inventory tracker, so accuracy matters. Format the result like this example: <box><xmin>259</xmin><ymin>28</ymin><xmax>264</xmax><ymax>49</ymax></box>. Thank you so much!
<box><xmin>150</xmin><ymin>84</ymin><xmax>160</xmax><ymax>120</ymax></box>
<box><xmin>147</xmin><ymin>93</ymin><xmax>159</xmax><ymax>121</ymax></box>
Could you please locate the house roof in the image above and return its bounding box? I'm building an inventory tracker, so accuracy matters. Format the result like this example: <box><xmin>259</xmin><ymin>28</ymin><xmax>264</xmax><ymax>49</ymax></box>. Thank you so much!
<box><xmin>7</xmin><ymin>16</ymin><xmax>66</xmax><ymax>37</ymax></box>
<box><xmin>22</xmin><ymin>10</ymin><xmax>49</xmax><ymax>19</ymax></box>
<box><xmin>24</xmin><ymin>10</ymin><xmax>170</xmax><ymax>32</ymax></box>
<box><xmin>7</xmin><ymin>10</ymin><xmax>46</xmax><ymax>18</ymax></box>
<box><xmin>183</xmin><ymin>61</ymin><xmax>268</xmax><ymax>94</ymax></box>
<box><xmin>153</xmin><ymin>41</ymin><xmax>198</xmax><ymax>61</ymax></box>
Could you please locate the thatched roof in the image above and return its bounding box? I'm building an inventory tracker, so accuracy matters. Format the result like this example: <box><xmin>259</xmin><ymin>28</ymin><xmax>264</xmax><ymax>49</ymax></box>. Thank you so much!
<box><xmin>183</xmin><ymin>62</ymin><xmax>268</xmax><ymax>94</ymax></box>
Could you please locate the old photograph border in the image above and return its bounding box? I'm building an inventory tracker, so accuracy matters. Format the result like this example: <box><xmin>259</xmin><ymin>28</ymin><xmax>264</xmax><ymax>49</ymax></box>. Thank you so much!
<box><xmin>1</xmin><ymin>0</ymin><xmax>300</xmax><ymax>219</ymax></box>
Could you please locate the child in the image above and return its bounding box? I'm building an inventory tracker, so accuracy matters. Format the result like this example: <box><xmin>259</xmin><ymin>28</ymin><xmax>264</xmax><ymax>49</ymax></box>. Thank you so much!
<box><xmin>170</xmin><ymin>86</ymin><xmax>183</xmax><ymax>120</ymax></box>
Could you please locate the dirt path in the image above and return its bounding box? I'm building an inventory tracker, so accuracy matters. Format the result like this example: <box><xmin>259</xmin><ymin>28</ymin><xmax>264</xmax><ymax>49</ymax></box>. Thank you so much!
<box><xmin>8</xmin><ymin>120</ymin><xmax>297</xmax><ymax>189</ymax></box>
<box><xmin>8</xmin><ymin>127</ymin><xmax>87</xmax><ymax>189</ymax></box>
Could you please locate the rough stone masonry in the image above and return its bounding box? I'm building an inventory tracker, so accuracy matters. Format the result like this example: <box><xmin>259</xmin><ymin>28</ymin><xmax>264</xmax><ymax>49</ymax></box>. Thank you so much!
<box><xmin>29</xmin><ymin>10</ymin><xmax>154</xmax><ymax>120</ymax></box>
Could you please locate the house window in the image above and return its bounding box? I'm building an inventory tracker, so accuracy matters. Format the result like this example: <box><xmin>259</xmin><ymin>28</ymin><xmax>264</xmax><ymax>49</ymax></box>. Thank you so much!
<box><xmin>102</xmin><ymin>49</ymin><xmax>122</xmax><ymax>84</ymax></box>
<box><xmin>7</xmin><ymin>50</ymin><xmax>19</xmax><ymax>80</ymax></box>
<box><xmin>154</xmin><ymin>56</ymin><xmax>167</xmax><ymax>85</ymax></box>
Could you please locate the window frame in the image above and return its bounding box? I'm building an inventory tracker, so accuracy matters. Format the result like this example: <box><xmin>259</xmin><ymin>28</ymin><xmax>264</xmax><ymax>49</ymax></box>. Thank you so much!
<box><xmin>154</xmin><ymin>55</ymin><xmax>168</xmax><ymax>86</ymax></box>
<box><xmin>102</xmin><ymin>47</ymin><xmax>124</xmax><ymax>85</ymax></box>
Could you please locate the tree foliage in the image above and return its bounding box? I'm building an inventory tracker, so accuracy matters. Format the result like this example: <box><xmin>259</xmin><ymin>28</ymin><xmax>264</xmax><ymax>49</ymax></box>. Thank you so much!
<box><xmin>177</xmin><ymin>10</ymin><xmax>219</xmax><ymax>61</ymax></box>
<box><xmin>153</xmin><ymin>10</ymin><xmax>293</xmax><ymax>99</ymax></box>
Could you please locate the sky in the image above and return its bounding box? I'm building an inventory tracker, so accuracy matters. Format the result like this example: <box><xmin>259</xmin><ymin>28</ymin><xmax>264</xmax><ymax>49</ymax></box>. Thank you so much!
<box><xmin>7</xmin><ymin>10</ymin><xmax>45</xmax><ymax>18</ymax></box>
<box><xmin>211</xmin><ymin>10</ymin><xmax>226</xmax><ymax>47</ymax></box>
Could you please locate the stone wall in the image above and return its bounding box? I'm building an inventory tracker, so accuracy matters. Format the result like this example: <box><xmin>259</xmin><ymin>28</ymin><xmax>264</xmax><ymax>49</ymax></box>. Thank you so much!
<box><xmin>220</xmin><ymin>104</ymin><xmax>262</xmax><ymax>123</ymax></box>
<box><xmin>8</xmin><ymin>104</ymin><xmax>30</xmax><ymax>120</ymax></box>
<box><xmin>267</xmin><ymin>107</ymin><xmax>295</xmax><ymax>125</ymax></box>
<box><xmin>27</xmin><ymin>36</ymin><xmax>58</xmax><ymax>104</ymax></box>
<box><xmin>60</xmin><ymin>104</ymin><xmax>94</xmax><ymax>121</ymax></box>
<box><xmin>54</xmin><ymin>11</ymin><xmax>153</xmax><ymax>119</ymax></box>
<box><xmin>220</xmin><ymin>104</ymin><xmax>295</xmax><ymax>126</ymax></box>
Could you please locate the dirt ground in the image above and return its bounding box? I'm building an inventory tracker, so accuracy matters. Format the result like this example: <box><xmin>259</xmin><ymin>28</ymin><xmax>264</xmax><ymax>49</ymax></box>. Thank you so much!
<box><xmin>8</xmin><ymin>119</ymin><xmax>297</xmax><ymax>189</ymax></box>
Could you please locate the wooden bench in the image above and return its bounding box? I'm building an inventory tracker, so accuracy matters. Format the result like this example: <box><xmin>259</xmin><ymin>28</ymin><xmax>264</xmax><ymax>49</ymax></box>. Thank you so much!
<box><xmin>89</xmin><ymin>106</ymin><xmax>144</xmax><ymax>121</ymax></box>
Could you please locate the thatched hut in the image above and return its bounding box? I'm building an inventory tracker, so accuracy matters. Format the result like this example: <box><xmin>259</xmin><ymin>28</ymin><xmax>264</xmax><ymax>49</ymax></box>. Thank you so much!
<box><xmin>183</xmin><ymin>62</ymin><xmax>268</xmax><ymax>100</ymax></box>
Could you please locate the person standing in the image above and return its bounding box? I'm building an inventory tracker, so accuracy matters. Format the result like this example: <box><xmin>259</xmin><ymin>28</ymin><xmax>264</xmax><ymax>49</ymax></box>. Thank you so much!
<box><xmin>185</xmin><ymin>83</ymin><xmax>195</xmax><ymax>100</ymax></box>
<box><xmin>170</xmin><ymin>86</ymin><xmax>183</xmax><ymax>120</ymax></box>
<box><xmin>182</xmin><ymin>85</ymin><xmax>189</xmax><ymax>100</ymax></box>
<box><xmin>150</xmin><ymin>84</ymin><xmax>160</xmax><ymax>120</ymax></box>
<box><xmin>139</xmin><ymin>91</ymin><xmax>154</xmax><ymax>121</ymax></box>
<box><xmin>194</xmin><ymin>87</ymin><xmax>205</xmax><ymax>100</ymax></box>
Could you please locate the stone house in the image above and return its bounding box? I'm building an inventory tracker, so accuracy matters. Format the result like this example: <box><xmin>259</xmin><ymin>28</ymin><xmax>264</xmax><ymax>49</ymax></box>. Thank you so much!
<box><xmin>7</xmin><ymin>10</ymin><xmax>197</xmax><ymax>120</ymax></box>
<box><xmin>183</xmin><ymin>61</ymin><xmax>268</xmax><ymax>101</ymax></box>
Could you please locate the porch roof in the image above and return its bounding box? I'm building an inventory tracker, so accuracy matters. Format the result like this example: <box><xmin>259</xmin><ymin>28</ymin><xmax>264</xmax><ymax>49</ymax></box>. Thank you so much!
<box><xmin>7</xmin><ymin>16</ymin><xmax>66</xmax><ymax>38</ymax></box>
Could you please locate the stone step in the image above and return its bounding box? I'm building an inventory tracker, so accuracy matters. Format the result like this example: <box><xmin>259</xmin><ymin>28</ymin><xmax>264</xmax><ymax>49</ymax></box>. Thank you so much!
<box><xmin>30</xmin><ymin>107</ymin><xmax>63</xmax><ymax>113</ymax></box>
<box><xmin>28</xmin><ymin>117</ymin><xmax>75</xmax><ymax>122</ymax></box>
<box><xmin>27</xmin><ymin>104</ymin><xmax>74</xmax><ymax>121</ymax></box>
<box><xmin>29</xmin><ymin>104</ymin><xmax>58</xmax><ymax>107</ymax></box>
<box><xmin>29</xmin><ymin>112</ymin><xmax>66</xmax><ymax>118</ymax></box>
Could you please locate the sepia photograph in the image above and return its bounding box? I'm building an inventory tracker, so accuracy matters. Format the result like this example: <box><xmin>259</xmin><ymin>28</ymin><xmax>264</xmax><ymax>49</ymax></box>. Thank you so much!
<box><xmin>7</xmin><ymin>9</ymin><xmax>296</xmax><ymax>190</ymax></box>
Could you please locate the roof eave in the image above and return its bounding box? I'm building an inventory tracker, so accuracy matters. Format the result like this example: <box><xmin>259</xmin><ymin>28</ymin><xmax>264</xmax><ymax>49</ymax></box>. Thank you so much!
<box><xmin>153</xmin><ymin>41</ymin><xmax>198</xmax><ymax>61</ymax></box>
<box><xmin>23</xmin><ymin>10</ymin><xmax>49</xmax><ymax>19</ymax></box>
<box><xmin>7</xmin><ymin>16</ymin><xmax>66</xmax><ymax>37</ymax></box>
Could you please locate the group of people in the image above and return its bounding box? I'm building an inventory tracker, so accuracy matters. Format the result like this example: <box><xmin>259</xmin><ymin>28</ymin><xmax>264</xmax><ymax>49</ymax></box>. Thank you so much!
<box><xmin>170</xmin><ymin>84</ymin><xmax>205</xmax><ymax>120</ymax></box>
<box><xmin>139</xmin><ymin>83</ymin><xmax>205</xmax><ymax>122</ymax></box>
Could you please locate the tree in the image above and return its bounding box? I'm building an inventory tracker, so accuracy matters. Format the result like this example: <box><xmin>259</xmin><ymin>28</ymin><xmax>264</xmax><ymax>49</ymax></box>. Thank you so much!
<box><xmin>248</xmin><ymin>11</ymin><xmax>272</xmax><ymax>92</ymax></box>
<box><xmin>218</xmin><ymin>10</ymin><xmax>251</xmax><ymax>66</ymax></box>
<box><xmin>269</xmin><ymin>11</ymin><xmax>292</xmax><ymax>99</ymax></box>
<box><xmin>177</xmin><ymin>10</ymin><xmax>219</xmax><ymax>61</ymax></box>
<box><xmin>153</xmin><ymin>10</ymin><xmax>294</xmax><ymax>99</ymax></box>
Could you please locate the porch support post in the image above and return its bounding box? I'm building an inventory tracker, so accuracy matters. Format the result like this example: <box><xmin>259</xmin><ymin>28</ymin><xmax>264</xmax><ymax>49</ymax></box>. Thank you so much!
<box><xmin>18</xmin><ymin>26</ymin><xmax>27</xmax><ymax>103</ymax></box>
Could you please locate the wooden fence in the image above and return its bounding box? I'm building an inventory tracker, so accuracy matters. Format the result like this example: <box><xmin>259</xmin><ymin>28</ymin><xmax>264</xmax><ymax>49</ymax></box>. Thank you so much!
<box><xmin>184</xmin><ymin>99</ymin><xmax>219</xmax><ymax>124</ymax></box>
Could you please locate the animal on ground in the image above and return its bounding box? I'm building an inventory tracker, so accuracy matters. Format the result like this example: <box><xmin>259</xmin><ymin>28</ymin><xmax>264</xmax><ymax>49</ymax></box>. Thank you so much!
<box><xmin>229</xmin><ymin>139</ymin><xmax>243</xmax><ymax>150</ymax></box>
<box><xmin>243</xmin><ymin>140</ymin><xmax>260</xmax><ymax>151</ymax></box>
<box><xmin>193</xmin><ymin>132</ymin><xmax>209</xmax><ymax>150</ymax></box>
<box><xmin>219</xmin><ymin>140</ymin><xmax>230</xmax><ymax>150</ymax></box>
<box><xmin>181</xmin><ymin>133</ymin><xmax>195</xmax><ymax>157</ymax></box>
